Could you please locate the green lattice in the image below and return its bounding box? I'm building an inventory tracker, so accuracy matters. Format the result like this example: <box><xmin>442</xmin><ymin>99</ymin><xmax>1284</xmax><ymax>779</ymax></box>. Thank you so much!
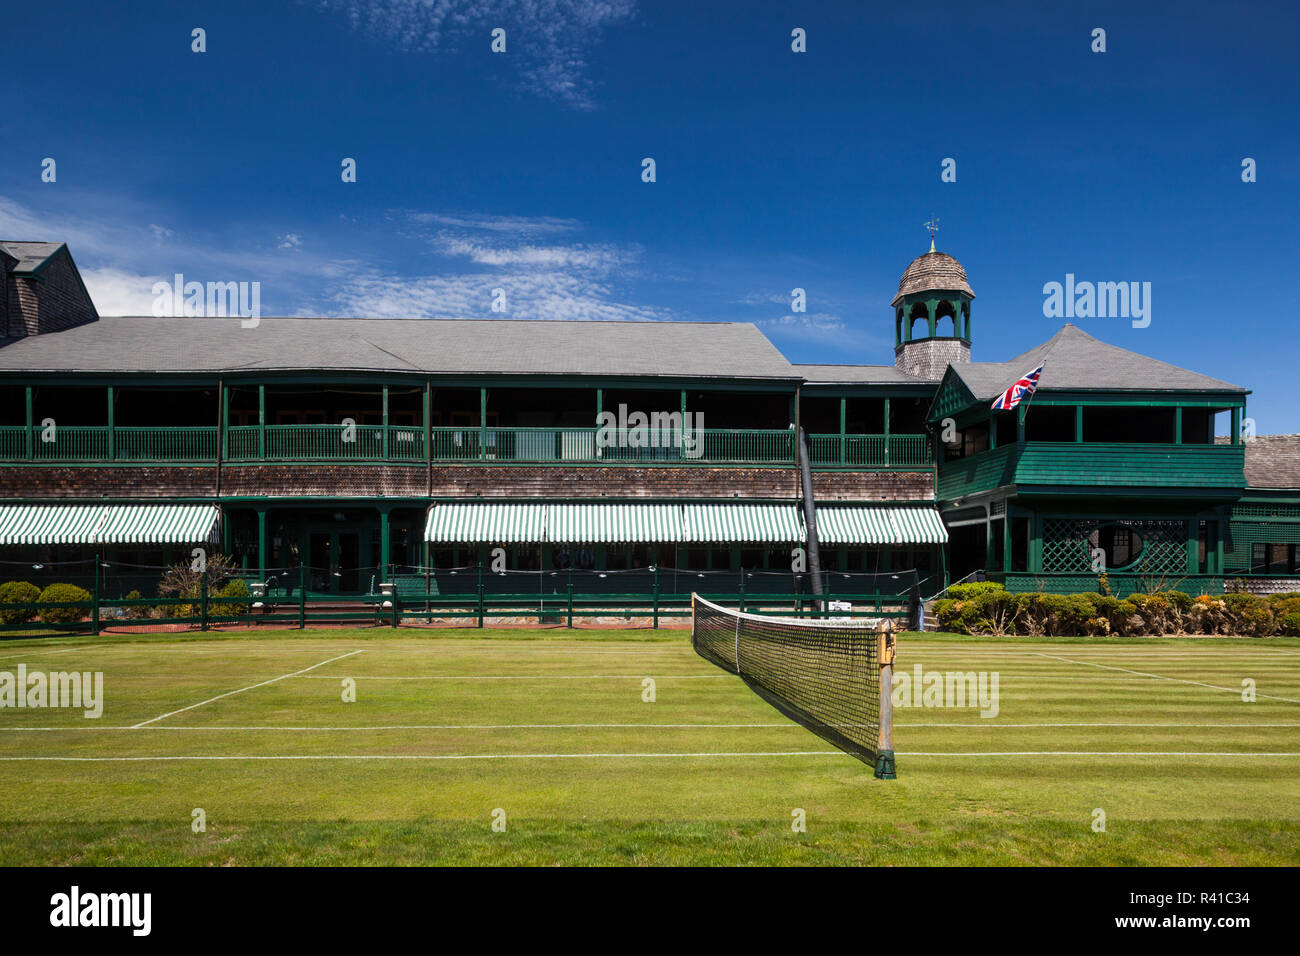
<box><xmin>1040</xmin><ymin>518</ymin><xmax>1189</xmax><ymax>575</ymax></box>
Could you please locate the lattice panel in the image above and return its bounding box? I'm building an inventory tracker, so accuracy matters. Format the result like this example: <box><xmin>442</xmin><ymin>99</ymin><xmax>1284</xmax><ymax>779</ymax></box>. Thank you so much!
<box><xmin>1041</xmin><ymin>518</ymin><xmax>1189</xmax><ymax>575</ymax></box>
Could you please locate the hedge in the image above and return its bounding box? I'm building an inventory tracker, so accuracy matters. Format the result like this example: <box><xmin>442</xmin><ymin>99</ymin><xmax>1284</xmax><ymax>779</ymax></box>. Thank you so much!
<box><xmin>930</xmin><ymin>583</ymin><xmax>1300</xmax><ymax>637</ymax></box>
<box><xmin>0</xmin><ymin>581</ymin><xmax>42</xmax><ymax>627</ymax></box>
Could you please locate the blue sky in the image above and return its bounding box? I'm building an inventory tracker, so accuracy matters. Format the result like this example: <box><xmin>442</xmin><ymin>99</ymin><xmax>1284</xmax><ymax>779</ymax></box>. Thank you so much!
<box><xmin>1</xmin><ymin>1</ymin><xmax>1297</xmax><ymax>430</ymax></box>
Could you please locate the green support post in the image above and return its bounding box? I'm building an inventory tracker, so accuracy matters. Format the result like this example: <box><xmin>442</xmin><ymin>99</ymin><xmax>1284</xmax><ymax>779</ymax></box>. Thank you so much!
<box><xmin>381</xmin><ymin>385</ymin><xmax>389</xmax><ymax>460</ymax></box>
<box><xmin>200</xmin><ymin>570</ymin><xmax>208</xmax><ymax>631</ymax></box>
<box><xmin>738</xmin><ymin>571</ymin><xmax>746</xmax><ymax>612</ymax></box>
<box><xmin>479</xmin><ymin>388</ymin><xmax>488</xmax><ymax>461</ymax></box>
<box><xmin>839</xmin><ymin>397</ymin><xmax>846</xmax><ymax>464</ymax></box>
<box><xmin>423</xmin><ymin>381</ymin><xmax>432</xmax><ymax>464</ymax></box>
<box><xmin>258</xmin><ymin>385</ymin><xmax>266</xmax><ymax>459</ymax></box>
<box><xmin>567</xmin><ymin>582</ymin><xmax>574</xmax><ymax>628</ymax></box>
<box><xmin>477</xmin><ymin>562</ymin><xmax>484</xmax><ymax>627</ymax></box>
<box><xmin>379</xmin><ymin>507</ymin><xmax>391</xmax><ymax>582</ymax></box>
<box><xmin>882</xmin><ymin>397</ymin><xmax>891</xmax><ymax>466</ymax></box>
<box><xmin>25</xmin><ymin>386</ymin><xmax>33</xmax><ymax>459</ymax></box>
<box><xmin>106</xmin><ymin>386</ymin><xmax>115</xmax><ymax>461</ymax></box>
<box><xmin>221</xmin><ymin>382</ymin><xmax>230</xmax><ymax>460</ymax></box>
<box><xmin>299</xmin><ymin>563</ymin><xmax>306</xmax><ymax>629</ymax></box>
<box><xmin>1231</xmin><ymin>407</ymin><xmax>1242</xmax><ymax>444</ymax></box>
<box><xmin>1174</xmin><ymin>406</ymin><xmax>1183</xmax><ymax>444</ymax></box>
<box><xmin>1075</xmin><ymin>405</ymin><xmax>1084</xmax><ymax>442</ymax></box>
<box><xmin>257</xmin><ymin>507</ymin><xmax>268</xmax><ymax>578</ymax></box>
<box><xmin>91</xmin><ymin>553</ymin><xmax>100</xmax><ymax>636</ymax></box>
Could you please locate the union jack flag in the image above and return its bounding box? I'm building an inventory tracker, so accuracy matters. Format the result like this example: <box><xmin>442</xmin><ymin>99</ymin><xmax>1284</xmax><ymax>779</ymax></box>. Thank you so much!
<box><xmin>991</xmin><ymin>365</ymin><xmax>1044</xmax><ymax>411</ymax></box>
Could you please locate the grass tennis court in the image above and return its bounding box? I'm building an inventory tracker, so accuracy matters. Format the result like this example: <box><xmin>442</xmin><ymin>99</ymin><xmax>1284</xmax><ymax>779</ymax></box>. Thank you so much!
<box><xmin>0</xmin><ymin>628</ymin><xmax>1298</xmax><ymax>865</ymax></box>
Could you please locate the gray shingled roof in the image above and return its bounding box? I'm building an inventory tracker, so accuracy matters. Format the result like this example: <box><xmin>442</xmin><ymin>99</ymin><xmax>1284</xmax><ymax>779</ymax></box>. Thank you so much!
<box><xmin>951</xmin><ymin>324</ymin><xmax>1246</xmax><ymax>397</ymax></box>
<box><xmin>0</xmin><ymin>241</ymin><xmax>65</xmax><ymax>274</ymax></box>
<box><xmin>0</xmin><ymin>315</ymin><xmax>799</xmax><ymax>380</ymax></box>
<box><xmin>1237</xmin><ymin>434</ymin><xmax>1300</xmax><ymax>489</ymax></box>
<box><xmin>794</xmin><ymin>364</ymin><xmax>934</xmax><ymax>385</ymax></box>
<box><xmin>891</xmin><ymin>250</ymin><xmax>975</xmax><ymax>305</ymax></box>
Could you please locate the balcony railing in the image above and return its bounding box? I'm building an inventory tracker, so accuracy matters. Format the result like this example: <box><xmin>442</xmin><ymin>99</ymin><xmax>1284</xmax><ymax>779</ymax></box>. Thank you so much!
<box><xmin>0</xmin><ymin>423</ymin><xmax>929</xmax><ymax>468</ymax></box>
<box><xmin>806</xmin><ymin>433</ymin><xmax>933</xmax><ymax>467</ymax></box>
<box><xmin>0</xmin><ymin>425</ymin><xmax>218</xmax><ymax>462</ymax></box>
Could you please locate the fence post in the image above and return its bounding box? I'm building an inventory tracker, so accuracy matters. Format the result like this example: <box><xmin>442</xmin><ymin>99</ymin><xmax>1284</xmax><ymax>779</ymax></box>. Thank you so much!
<box><xmin>200</xmin><ymin>571</ymin><xmax>208</xmax><ymax>631</ymax></box>
<box><xmin>91</xmin><ymin>554</ymin><xmax>100</xmax><ymax>636</ymax></box>
<box><xmin>567</xmin><ymin>582</ymin><xmax>573</xmax><ymax>628</ymax></box>
<box><xmin>477</xmin><ymin>584</ymin><xmax>485</xmax><ymax>628</ymax></box>
<box><xmin>298</xmin><ymin>563</ymin><xmax>306</xmax><ymax>629</ymax></box>
<box><xmin>739</xmin><ymin>572</ymin><xmax>746</xmax><ymax>612</ymax></box>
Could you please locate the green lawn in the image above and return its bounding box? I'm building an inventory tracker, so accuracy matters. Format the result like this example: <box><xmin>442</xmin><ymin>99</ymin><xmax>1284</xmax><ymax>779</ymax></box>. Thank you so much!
<box><xmin>0</xmin><ymin>627</ymin><xmax>1297</xmax><ymax>865</ymax></box>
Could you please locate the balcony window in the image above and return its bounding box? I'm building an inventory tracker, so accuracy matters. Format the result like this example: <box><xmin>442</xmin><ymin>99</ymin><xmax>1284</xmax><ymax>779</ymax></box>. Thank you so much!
<box><xmin>1088</xmin><ymin>524</ymin><xmax>1145</xmax><ymax>570</ymax></box>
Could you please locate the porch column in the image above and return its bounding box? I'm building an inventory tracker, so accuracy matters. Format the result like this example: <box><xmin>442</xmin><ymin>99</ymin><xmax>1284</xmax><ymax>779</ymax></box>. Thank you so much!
<box><xmin>882</xmin><ymin>397</ymin><xmax>891</xmax><ymax>466</ymax></box>
<box><xmin>258</xmin><ymin>385</ymin><xmax>266</xmax><ymax>459</ymax></box>
<box><xmin>838</xmin><ymin>397</ymin><xmax>846</xmax><ymax>464</ymax></box>
<box><xmin>479</xmin><ymin>387</ymin><xmax>487</xmax><ymax>461</ymax></box>
<box><xmin>926</xmin><ymin>299</ymin><xmax>937</xmax><ymax>338</ymax></box>
<box><xmin>423</xmin><ymin>381</ymin><xmax>432</xmax><ymax>463</ymax></box>
<box><xmin>24</xmin><ymin>385</ymin><xmax>33</xmax><ymax>459</ymax></box>
<box><xmin>382</xmin><ymin>385</ymin><xmax>390</xmax><ymax>460</ymax></box>
<box><xmin>1017</xmin><ymin>404</ymin><xmax>1027</xmax><ymax>443</ymax></box>
<box><xmin>595</xmin><ymin>388</ymin><xmax>602</xmax><ymax>460</ymax></box>
<box><xmin>1174</xmin><ymin>406</ymin><xmax>1183</xmax><ymax>444</ymax></box>
<box><xmin>106</xmin><ymin>386</ymin><xmax>115</xmax><ymax>460</ymax></box>
<box><xmin>257</xmin><ymin>506</ymin><xmax>268</xmax><ymax>577</ymax></box>
<box><xmin>1231</xmin><ymin>407</ymin><xmax>1242</xmax><ymax>444</ymax></box>
<box><xmin>1075</xmin><ymin>405</ymin><xmax>1084</xmax><ymax>442</ymax></box>
<box><xmin>220</xmin><ymin>380</ymin><xmax>229</xmax><ymax>461</ymax></box>
<box><xmin>379</xmin><ymin>506</ymin><xmax>392</xmax><ymax>578</ymax></box>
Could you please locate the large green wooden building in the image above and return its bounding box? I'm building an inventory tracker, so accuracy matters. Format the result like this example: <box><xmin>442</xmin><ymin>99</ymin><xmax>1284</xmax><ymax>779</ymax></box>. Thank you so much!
<box><xmin>1</xmin><ymin>239</ymin><xmax>1296</xmax><ymax>605</ymax></box>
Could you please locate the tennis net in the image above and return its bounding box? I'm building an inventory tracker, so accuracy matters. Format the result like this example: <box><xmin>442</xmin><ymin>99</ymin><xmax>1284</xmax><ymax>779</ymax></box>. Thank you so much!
<box><xmin>691</xmin><ymin>593</ymin><xmax>897</xmax><ymax>777</ymax></box>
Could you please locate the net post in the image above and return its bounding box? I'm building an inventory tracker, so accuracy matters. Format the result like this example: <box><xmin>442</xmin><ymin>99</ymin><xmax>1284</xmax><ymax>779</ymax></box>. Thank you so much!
<box><xmin>874</xmin><ymin>620</ymin><xmax>897</xmax><ymax>780</ymax></box>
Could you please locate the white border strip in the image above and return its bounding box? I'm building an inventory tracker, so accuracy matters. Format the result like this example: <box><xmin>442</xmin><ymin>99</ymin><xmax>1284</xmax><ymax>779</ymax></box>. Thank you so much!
<box><xmin>129</xmin><ymin>650</ymin><xmax>364</xmax><ymax>728</ymax></box>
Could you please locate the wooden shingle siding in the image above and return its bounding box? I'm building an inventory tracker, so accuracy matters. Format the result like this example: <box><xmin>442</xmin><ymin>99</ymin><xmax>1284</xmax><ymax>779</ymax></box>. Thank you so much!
<box><xmin>3</xmin><ymin>247</ymin><xmax>98</xmax><ymax>337</ymax></box>
<box><xmin>0</xmin><ymin>464</ymin><xmax>935</xmax><ymax>503</ymax></box>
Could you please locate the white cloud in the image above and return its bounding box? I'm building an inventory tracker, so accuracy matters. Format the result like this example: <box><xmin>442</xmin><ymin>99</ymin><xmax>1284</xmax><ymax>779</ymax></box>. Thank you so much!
<box><xmin>437</xmin><ymin>236</ymin><xmax>634</xmax><ymax>271</ymax></box>
<box><xmin>279</xmin><ymin>233</ymin><xmax>302</xmax><ymax>249</ymax></box>
<box><xmin>314</xmin><ymin>0</ymin><xmax>637</xmax><ymax>109</ymax></box>
<box><xmin>409</xmin><ymin>212</ymin><xmax>580</xmax><ymax>235</ymax></box>
<box><xmin>79</xmin><ymin>266</ymin><xmax>167</xmax><ymax>316</ymax></box>
<box><xmin>755</xmin><ymin>312</ymin><xmax>849</xmax><ymax>339</ymax></box>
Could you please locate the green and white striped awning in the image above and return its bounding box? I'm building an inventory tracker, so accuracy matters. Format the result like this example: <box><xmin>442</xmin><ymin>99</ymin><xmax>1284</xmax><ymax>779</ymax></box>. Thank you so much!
<box><xmin>681</xmin><ymin>503</ymin><xmax>805</xmax><ymax>543</ymax></box>
<box><xmin>424</xmin><ymin>503</ymin><xmax>547</xmax><ymax>543</ymax></box>
<box><xmin>547</xmin><ymin>504</ymin><xmax>683</xmax><ymax>543</ymax></box>
<box><xmin>815</xmin><ymin>506</ymin><xmax>948</xmax><ymax>545</ymax></box>
<box><xmin>0</xmin><ymin>504</ymin><xmax>219</xmax><ymax>546</ymax></box>
<box><xmin>0</xmin><ymin>505</ymin><xmax>111</xmax><ymax>545</ymax></box>
<box><xmin>95</xmin><ymin>504</ymin><xmax>220</xmax><ymax>545</ymax></box>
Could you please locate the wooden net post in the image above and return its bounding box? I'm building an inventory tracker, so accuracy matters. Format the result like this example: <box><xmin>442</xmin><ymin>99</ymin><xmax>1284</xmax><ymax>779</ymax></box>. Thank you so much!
<box><xmin>875</xmin><ymin>620</ymin><xmax>897</xmax><ymax>780</ymax></box>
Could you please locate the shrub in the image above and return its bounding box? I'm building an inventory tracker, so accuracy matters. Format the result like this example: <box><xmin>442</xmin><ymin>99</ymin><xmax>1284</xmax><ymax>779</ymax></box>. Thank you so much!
<box><xmin>1222</xmin><ymin>592</ymin><xmax>1274</xmax><ymax>636</ymax></box>
<box><xmin>0</xmin><ymin>581</ymin><xmax>42</xmax><ymax>627</ymax></box>
<box><xmin>118</xmin><ymin>589</ymin><xmax>149</xmax><ymax>620</ymax></box>
<box><xmin>1282</xmin><ymin>612</ymin><xmax>1300</xmax><ymax>638</ymax></box>
<box><xmin>211</xmin><ymin>578</ymin><xmax>251</xmax><ymax>618</ymax></box>
<box><xmin>36</xmin><ymin>583</ymin><xmax>92</xmax><ymax>624</ymax></box>
<box><xmin>945</xmin><ymin>581</ymin><xmax>1006</xmax><ymax>601</ymax></box>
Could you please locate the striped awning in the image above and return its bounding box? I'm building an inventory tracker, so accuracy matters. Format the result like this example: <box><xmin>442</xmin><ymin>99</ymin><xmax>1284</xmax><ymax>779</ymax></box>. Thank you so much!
<box><xmin>815</xmin><ymin>506</ymin><xmax>948</xmax><ymax>545</ymax></box>
<box><xmin>681</xmin><ymin>503</ymin><xmax>805</xmax><ymax>543</ymax></box>
<box><xmin>0</xmin><ymin>504</ymin><xmax>219</xmax><ymax>546</ymax></box>
<box><xmin>547</xmin><ymin>504</ymin><xmax>683</xmax><ymax>543</ymax></box>
<box><xmin>95</xmin><ymin>504</ymin><xmax>220</xmax><ymax>545</ymax></box>
<box><xmin>0</xmin><ymin>505</ymin><xmax>111</xmax><ymax>545</ymax></box>
<box><xmin>424</xmin><ymin>503</ymin><xmax>547</xmax><ymax>543</ymax></box>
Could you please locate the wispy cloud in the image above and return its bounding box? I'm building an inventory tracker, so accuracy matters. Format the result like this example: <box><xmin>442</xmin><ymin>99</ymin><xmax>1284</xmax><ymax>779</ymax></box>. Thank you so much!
<box><xmin>313</xmin><ymin>0</ymin><xmax>637</xmax><ymax>109</ymax></box>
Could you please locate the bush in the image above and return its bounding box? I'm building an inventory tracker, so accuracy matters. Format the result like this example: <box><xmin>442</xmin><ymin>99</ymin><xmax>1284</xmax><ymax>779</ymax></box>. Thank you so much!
<box><xmin>945</xmin><ymin>581</ymin><xmax>1006</xmax><ymax>601</ymax></box>
<box><xmin>211</xmin><ymin>578</ymin><xmax>251</xmax><ymax>618</ymax></box>
<box><xmin>1282</xmin><ymin>612</ymin><xmax>1300</xmax><ymax>638</ymax></box>
<box><xmin>118</xmin><ymin>589</ymin><xmax>149</xmax><ymax>620</ymax></box>
<box><xmin>36</xmin><ymin>583</ymin><xmax>93</xmax><ymax>624</ymax></box>
<box><xmin>0</xmin><ymin>581</ymin><xmax>42</xmax><ymax>627</ymax></box>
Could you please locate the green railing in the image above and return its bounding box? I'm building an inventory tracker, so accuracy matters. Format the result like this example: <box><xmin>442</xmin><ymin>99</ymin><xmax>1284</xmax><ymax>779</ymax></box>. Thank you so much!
<box><xmin>807</xmin><ymin>433</ymin><xmax>933</xmax><ymax>467</ymax></box>
<box><xmin>226</xmin><ymin>424</ymin><xmax>425</xmax><ymax>461</ymax></box>
<box><xmin>0</xmin><ymin>423</ymin><xmax>928</xmax><ymax>467</ymax></box>
<box><xmin>0</xmin><ymin>425</ymin><xmax>219</xmax><ymax>462</ymax></box>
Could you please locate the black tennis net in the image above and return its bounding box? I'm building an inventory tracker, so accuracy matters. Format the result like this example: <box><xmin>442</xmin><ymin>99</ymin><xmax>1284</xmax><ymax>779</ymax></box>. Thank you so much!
<box><xmin>691</xmin><ymin>593</ymin><xmax>893</xmax><ymax>771</ymax></box>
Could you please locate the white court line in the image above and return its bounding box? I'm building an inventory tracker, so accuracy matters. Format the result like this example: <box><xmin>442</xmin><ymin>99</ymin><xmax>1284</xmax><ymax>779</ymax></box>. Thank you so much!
<box><xmin>1</xmin><ymin>751</ymin><xmax>1297</xmax><ymax>762</ymax></box>
<box><xmin>3</xmin><ymin>721</ymin><xmax>1299</xmax><ymax>732</ymax></box>
<box><xmin>1033</xmin><ymin>652</ymin><xmax>1300</xmax><ymax>703</ymax></box>
<box><xmin>129</xmin><ymin>650</ymin><xmax>364</xmax><ymax>728</ymax></box>
<box><xmin>296</xmin><ymin>674</ymin><xmax>731</xmax><ymax>680</ymax></box>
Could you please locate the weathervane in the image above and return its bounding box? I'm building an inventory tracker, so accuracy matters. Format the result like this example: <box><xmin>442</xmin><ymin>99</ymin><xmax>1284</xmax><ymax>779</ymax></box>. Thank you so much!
<box><xmin>924</xmin><ymin>217</ymin><xmax>940</xmax><ymax>253</ymax></box>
